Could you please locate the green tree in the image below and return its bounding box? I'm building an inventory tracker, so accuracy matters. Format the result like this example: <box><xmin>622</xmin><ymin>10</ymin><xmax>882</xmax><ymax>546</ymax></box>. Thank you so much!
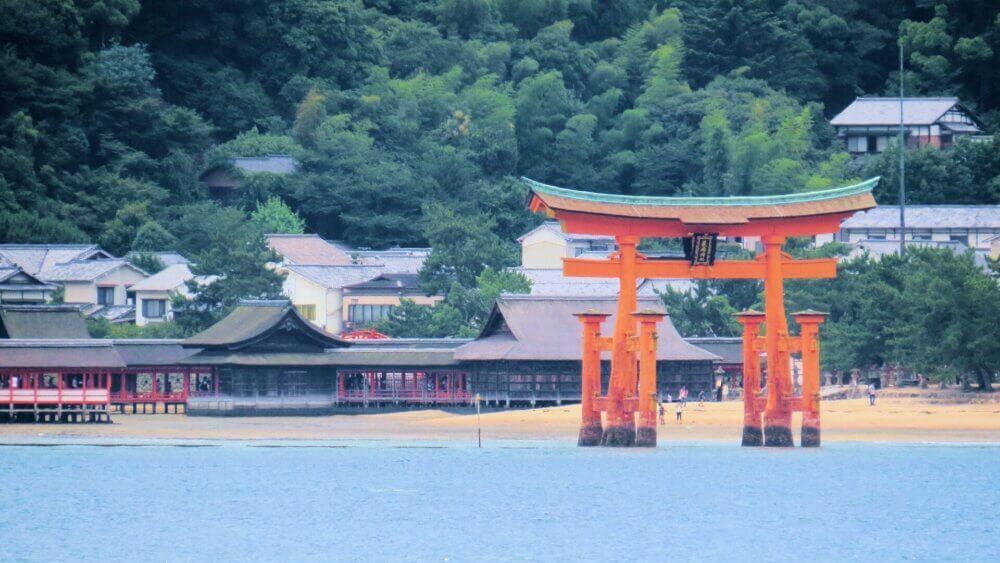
<box><xmin>658</xmin><ymin>281</ymin><xmax>740</xmax><ymax>337</ymax></box>
<box><xmin>99</xmin><ymin>203</ymin><xmax>152</xmax><ymax>255</ymax></box>
<box><xmin>131</xmin><ymin>221</ymin><xmax>177</xmax><ymax>252</ymax></box>
<box><xmin>419</xmin><ymin>204</ymin><xmax>519</xmax><ymax>294</ymax></box>
<box><xmin>891</xmin><ymin>248</ymin><xmax>1000</xmax><ymax>390</ymax></box>
<box><xmin>250</xmin><ymin>196</ymin><xmax>305</xmax><ymax>234</ymax></box>
<box><xmin>127</xmin><ymin>251</ymin><xmax>166</xmax><ymax>274</ymax></box>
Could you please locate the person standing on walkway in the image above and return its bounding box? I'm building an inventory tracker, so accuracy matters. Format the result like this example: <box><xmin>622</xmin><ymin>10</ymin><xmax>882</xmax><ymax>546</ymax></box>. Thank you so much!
<box><xmin>675</xmin><ymin>401</ymin><xmax>683</xmax><ymax>424</ymax></box>
<box><xmin>679</xmin><ymin>386</ymin><xmax>688</xmax><ymax>407</ymax></box>
<box><xmin>867</xmin><ymin>383</ymin><xmax>877</xmax><ymax>406</ymax></box>
<box><xmin>659</xmin><ymin>403</ymin><xmax>666</xmax><ymax>426</ymax></box>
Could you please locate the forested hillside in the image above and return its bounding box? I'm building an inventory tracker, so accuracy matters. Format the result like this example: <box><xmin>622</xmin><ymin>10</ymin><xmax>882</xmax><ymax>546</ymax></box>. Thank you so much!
<box><xmin>3</xmin><ymin>1</ymin><xmax>999</xmax><ymax>253</ymax></box>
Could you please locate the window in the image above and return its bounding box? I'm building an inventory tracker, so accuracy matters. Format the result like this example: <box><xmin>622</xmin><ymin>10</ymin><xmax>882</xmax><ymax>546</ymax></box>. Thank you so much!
<box><xmin>142</xmin><ymin>299</ymin><xmax>167</xmax><ymax>319</ymax></box>
<box><xmin>910</xmin><ymin>230</ymin><xmax>932</xmax><ymax>241</ymax></box>
<box><xmin>97</xmin><ymin>286</ymin><xmax>115</xmax><ymax>306</ymax></box>
<box><xmin>847</xmin><ymin>136</ymin><xmax>866</xmax><ymax>153</ymax></box>
<box><xmin>296</xmin><ymin>304</ymin><xmax>316</xmax><ymax>321</ymax></box>
<box><xmin>950</xmin><ymin>234</ymin><xmax>969</xmax><ymax>247</ymax></box>
<box><xmin>348</xmin><ymin>304</ymin><xmax>396</xmax><ymax>326</ymax></box>
<box><xmin>866</xmin><ymin>135</ymin><xmax>879</xmax><ymax>153</ymax></box>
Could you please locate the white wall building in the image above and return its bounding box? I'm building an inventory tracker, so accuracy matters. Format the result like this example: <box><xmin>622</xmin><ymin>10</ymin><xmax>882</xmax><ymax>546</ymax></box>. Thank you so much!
<box><xmin>828</xmin><ymin>205</ymin><xmax>1000</xmax><ymax>250</ymax></box>
<box><xmin>518</xmin><ymin>222</ymin><xmax>616</xmax><ymax>269</ymax></box>
<box><xmin>731</xmin><ymin>205</ymin><xmax>1000</xmax><ymax>255</ymax></box>
<box><xmin>830</xmin><ymin>97</ymin><xmax>990</xmax><ymax>155</ymax></box>
<box><xmin>282</xmin><ymin>265</ymin><xmax>385</xmax><ymax>333</ymax></box>
<box><xmin>129</xmin><ymin>264</ymin><xmax>214</xmax><ymax>326</ymax></box>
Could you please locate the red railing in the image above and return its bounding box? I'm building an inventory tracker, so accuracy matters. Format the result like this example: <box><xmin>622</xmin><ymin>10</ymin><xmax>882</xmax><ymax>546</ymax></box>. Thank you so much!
<box><xmin>0</xmin><ymin>372</ymin><xmax>111</xmax><ymax>406</ymax></box>
<box><xmin>110</xmin><ymin>369</ymin><xmax>214</xmax><ymax>404</ymax></box>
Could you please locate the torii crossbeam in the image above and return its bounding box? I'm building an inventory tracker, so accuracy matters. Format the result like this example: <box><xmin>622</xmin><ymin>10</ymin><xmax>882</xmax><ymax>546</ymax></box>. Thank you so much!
<box><xmin>525</xmin><ymin>177</ymin><xmax>879</xmax><ymax>448</ymax></box>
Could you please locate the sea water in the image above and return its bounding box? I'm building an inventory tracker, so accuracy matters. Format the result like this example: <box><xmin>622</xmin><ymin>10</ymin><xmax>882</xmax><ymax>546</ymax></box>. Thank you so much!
<box><xmin>0</xmin><ymin>441</ymin><xmax>996</xmax><ymax>561</ymax></box>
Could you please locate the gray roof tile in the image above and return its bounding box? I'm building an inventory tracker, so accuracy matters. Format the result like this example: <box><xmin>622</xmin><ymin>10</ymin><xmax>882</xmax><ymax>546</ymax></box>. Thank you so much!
<box><xmin>841</xmin><ymin>206</ymin><xmax>1000</xmax><ymax>229</ymax></box>
<box><xmin>0</xmin><ymin>305</ymin><xmax>91</xmax><ymax>339</ymax></box>
<box><xmin>286</xmin><ymin>265</ymin><xmax>385</xmax><ymax>290</ymax></box>
<box><xmin>455</xmin><ymin>295</ymin><xmax>719</xmax><ymax>362</ymax></box>
<box><xmin>233</xmin><ymin>155</ymin><xmax>298</xmax><ymax>174</ymax></box>
<box><xmin>830</xmin><ymin>97</ymin><xmax>963</xmax><ymax>126</ymax></box>
<box><xmin>43</xmin><ymin>259</ymin><xmax>145</xmax><ymax>282</ymax></box>
<box><xmin>0</xmin><ymin>245</ymin><xmax>111</xmax><ymax>277</ymax></box>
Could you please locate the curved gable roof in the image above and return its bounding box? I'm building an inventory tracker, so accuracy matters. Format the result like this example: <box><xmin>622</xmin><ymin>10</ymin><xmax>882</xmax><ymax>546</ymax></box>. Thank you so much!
<box><xmin>182</xmin><ymin>301</ymin><xmax>347</xmax><ymax>350</ymax></box>
<box><xmin>525</xmin><ymin>177</ymin><xmax>879</xmax><ymax>227</ymax></box>
<box><xmin>455</xmin><ymin>295</ymin><xmax>718</xmax><ymax>362</ymax></box>
<box><xmin>0</xmin><ymin>305</ymin><xmax>90</xmax><ymax>339</ymax></box>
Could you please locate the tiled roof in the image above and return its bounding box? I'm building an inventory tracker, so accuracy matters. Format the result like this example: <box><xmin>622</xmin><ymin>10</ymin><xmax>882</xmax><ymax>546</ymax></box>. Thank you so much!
<box><xmin>0</xmin><ymin>266</ymin><xmax>56</xmax><ymax>289</ymax></box>
<box><xmin>129</xmin><ymin>264</ymin><xmax>194</xmax><ymax>292</ymax></box>
<box><xmin>232</xmin><ymin>155</ymin><xmax>298</xmax><ymax>175</ymax></box>
<box><xmin>126</xmin><ymin>251</ymin><xmax>191</xmax><ymax>267</ymax></box>
<box><xmin>517</xmin><ymin>221</ymin><xmax>615</xmax><ymax>243</ymax></box>
<box><xmin>43</xmin><ymin>259</ymin><xmax>145</xmax><ymax>282</ymax></box>
<box><xmin>112</xmin><ymin>340</ymin><xmax>201</xmax><ymax>366</ymax></box>
<box><xmin>515</xmin><ymin>267</ymin><xmax>619</xmax><ymax>296</ymax></box>
<box><xmin>685</xmin><ymin>337</ymin><xmax>742</xmax><ymax>364</ymax></box>
<box><xmin>286</xmin><ymin>265</ymin><xmax>384</xmax><ymax>290</ymax></box>
<box><xmin>454</xmin><ymin>295</ymin><xmax>719</xmax><ymax>362</ymax></box>
<box><xmin>841</xmin><ymin>206</ymin><xmax>1000</xmax><ymax>229</ymax></box>
<box><xmin>87</xmin><ymin>304</ymin><xmax>135</xmax><ymax>323</ymax></box>
<box><xmin>344</xmin><ymin>273</ymin><xmax>422</xmax><ymax>292</ymax></box>
<box><xmin>830</xmin><ymin>97</ymin><xmax>964</xmax><ymax>126</ymax></box>
<box><xmin>352</xmin><ymin>248</ymin><xmax>430</xmax><ymax>273</ymax></box>
<box><xmin>0</xmin><ymin>305</ymin><xmax>91</xmax><ymax>339</ymax></box>
<box><xmin>0</xmin><ymin>244</ymin><xmax>111</xmax><ymax>277</ymax></box>
<box><xmin>267</xmin><ymin>234</ymin><xmax>353</xmax><ymax>266</ymax></box>
<box><xmin>183</xmin><ymin>301</ymin><xmax>346</xmax><ymax>350</ymax></box>
<box><xmin>514</xmin><ymin>268</ymin><xmax>693</xmax><ymax>297</ymax></box>
<box><xmin>0</xmin><ymin>339</ymin><xmax>124</xmax><ymax>368</ymax></box>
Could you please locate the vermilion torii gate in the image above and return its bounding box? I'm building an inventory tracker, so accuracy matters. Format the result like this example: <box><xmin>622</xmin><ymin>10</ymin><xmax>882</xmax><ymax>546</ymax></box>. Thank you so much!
<box><xmin>525</xmin><ymin>177</ymin><xmax>878</xmax><ymax>448</ymax></box>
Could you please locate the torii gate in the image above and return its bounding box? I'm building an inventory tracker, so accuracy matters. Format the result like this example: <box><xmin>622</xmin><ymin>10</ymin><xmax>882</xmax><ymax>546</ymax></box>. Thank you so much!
<box><xmin>525</xmin><ymin>177</ymin><xmax>878</xmax><ymax>448</ymax></box>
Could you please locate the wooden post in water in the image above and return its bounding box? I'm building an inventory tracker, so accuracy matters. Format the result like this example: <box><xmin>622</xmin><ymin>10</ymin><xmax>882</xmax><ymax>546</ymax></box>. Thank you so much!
<box><xmin>794</xmin><ymin>311</ymin><xmax>827</xmax><ymax>447</ymax></box>
<box><xmin>762</xmin><ymin>235</ymin><xmax>794</xmax><ymax>447</ymax></box>
<box><xmin>633</xmin><ymin>310</ymin><xmax>665</xmax><ymax>448</ymax></box>
<box><xmin>574</xmin><ymin>311</ymin><xmax>610</xmax><ymax>446</ymax></box>
<box><xmin>604</xmin><ymin>236</ymin><xmax>639</xmax><ymax>447</ymax></box>
<box><xmin>736</xmin><ymin>310</ymin><xmax>766</xmax><ymax>446</ymax></box>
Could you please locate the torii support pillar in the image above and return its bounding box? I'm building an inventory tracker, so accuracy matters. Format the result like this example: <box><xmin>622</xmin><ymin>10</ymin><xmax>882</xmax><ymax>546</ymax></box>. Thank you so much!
<box><xmin>575</xmin><ymin>311</ymin><xmax>611</xmax><ymax>446</ymax></box>
<box><xmin>633</xmin><ymin>310</ymin><xmax>665</xmax><ymax>448</ymax></box>
<box><xmin>794</xmin><ymin>311</ymin><xmax>827</xmax><ymax>447</ymax></box>
<box><xmin>762</xmin><ymin>235</ymin><xmax>794</xmax><ymax>447</ymax></box>
<box><xmin>736</xmin><ymin>310</ymin><xmax>765</xmax><ymax>446</ymax></box>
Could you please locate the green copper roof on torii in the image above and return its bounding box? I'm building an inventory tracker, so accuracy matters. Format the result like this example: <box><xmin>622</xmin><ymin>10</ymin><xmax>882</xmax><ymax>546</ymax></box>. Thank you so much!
<box><xmin>522</xmin><ymin>177</ymin><xmax>880</xmax><ymax>208</ymax></box>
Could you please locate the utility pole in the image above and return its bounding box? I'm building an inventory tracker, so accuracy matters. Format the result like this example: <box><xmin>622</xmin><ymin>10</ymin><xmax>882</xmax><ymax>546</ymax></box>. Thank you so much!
<box><xmin>899</xmin><ymin>39</ymin><xmax>907</xmax><ymax>255</ymax></box>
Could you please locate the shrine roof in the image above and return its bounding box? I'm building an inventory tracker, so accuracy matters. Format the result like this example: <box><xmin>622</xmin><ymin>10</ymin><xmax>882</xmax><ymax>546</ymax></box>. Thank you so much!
<box><xmin>524</xmin><ymin>177</ymin><xmax>879</xmax><ymax>226</ymax></box>
<box><xmin>182</xmin><ymin>300</ymin><xmax>347</xmax><ymax>350</ymax></box>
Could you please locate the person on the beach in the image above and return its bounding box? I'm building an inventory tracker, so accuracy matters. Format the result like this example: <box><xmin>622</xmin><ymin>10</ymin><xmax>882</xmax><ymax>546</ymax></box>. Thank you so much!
<box><xmin>659</xmin><ymin>403</ymin><xmax>666</xmax><ymax>425</ymax></box>
<box><xmin>675</xmin><ymin>402</ymin><xmax>683</xmax><ymax>423</ymax></box>
<box><xmin>867</xmin><ymin>383</ymin><xmax>877</xmax><ymax>406</ymax></box>
<box><xmin>698</xmin><ymin>390</ymin><xmax>705</xmax><ymax>406</ymax></box>
<box><xmin>679</xmin><ymin>386</ymin><xmax>688</xmax><ymax>407</ymax></box>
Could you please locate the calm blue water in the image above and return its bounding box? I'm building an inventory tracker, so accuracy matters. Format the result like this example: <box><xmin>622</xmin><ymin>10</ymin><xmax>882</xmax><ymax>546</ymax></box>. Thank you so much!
<box><xmin>1</xmin><ymin>442</ymin><xmax>997</xmax><ymax>561</ymax></box>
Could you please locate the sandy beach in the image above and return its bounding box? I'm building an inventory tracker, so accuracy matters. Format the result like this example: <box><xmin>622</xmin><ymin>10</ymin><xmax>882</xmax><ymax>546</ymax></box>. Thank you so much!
<box><xmin>1</xmin><ymin>389</ymin><xmax>998</xmax><ymax>445</ymax></box>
